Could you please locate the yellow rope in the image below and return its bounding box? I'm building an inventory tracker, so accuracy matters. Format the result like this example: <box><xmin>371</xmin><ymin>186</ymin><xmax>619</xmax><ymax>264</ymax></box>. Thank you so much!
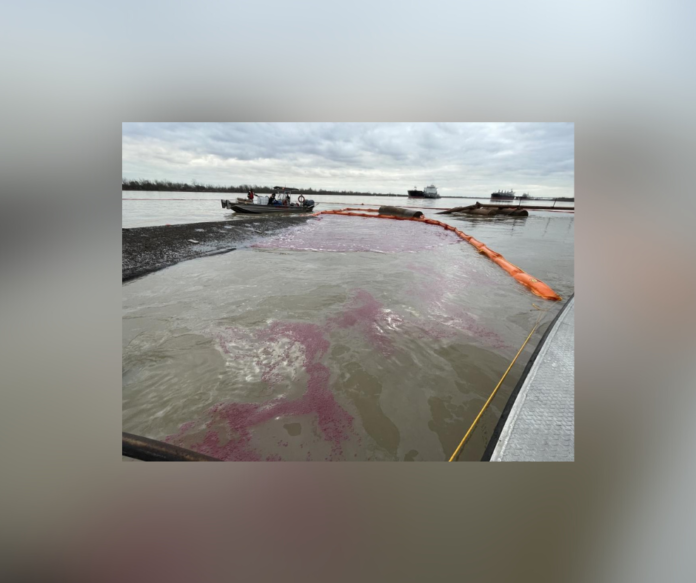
<box><xmin>448</xmin><ymin>310</ymin><xmax>545</xmax><ymax>462</ymax></box>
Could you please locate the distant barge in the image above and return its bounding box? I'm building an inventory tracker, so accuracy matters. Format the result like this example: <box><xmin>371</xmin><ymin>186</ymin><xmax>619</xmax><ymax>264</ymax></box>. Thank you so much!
<box><xmin>491</xmin><ymin>190</ymin><xmax>574</xmax><ymax>203</ymax></box>
<box><xmin>491</xmin><ymin>190</ymin><xmax>516</xmax><ymax>201</ymax></box>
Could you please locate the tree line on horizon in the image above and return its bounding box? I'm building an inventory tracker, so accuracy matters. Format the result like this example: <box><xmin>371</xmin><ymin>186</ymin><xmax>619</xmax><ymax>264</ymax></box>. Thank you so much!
<box><xmin>122</xmin><ymin>179</ymin><xmax>399</xmax><ymax>196</ymax></box>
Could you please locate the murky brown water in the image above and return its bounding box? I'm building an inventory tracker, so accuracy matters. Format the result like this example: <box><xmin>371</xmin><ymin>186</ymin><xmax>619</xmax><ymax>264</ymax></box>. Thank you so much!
<box><xmin>123</xmin><ymin>208</ymin><xmax>574</xmax><ymax>461</ymax></box>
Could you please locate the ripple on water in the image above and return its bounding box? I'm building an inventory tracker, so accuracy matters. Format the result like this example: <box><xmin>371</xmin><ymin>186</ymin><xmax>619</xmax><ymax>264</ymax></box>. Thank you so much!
<box><xmin>163</xmin><ymin>284</ymin><xmax>511</xmax><ymax>460</ymax></box>
<box><xmin>167</xmin><ymin>321</ymin><xmax>356</xmax><ymax>461</ymax></box>
<box><xmin>254</xmin><ymin>215</ymin><xmax>462</xmax><ymax>253</ymax></box>
<box><xmin>125</xmin><ymin>212</ymin><xmax>573</xmax><ymax>461</ymax></box>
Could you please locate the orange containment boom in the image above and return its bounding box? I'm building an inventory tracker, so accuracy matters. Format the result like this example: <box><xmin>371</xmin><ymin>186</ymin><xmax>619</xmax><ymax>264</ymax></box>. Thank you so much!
<box><xmin>314</xmin><ymin>209</ymin><xmax>562</xmax><ymax>301</ymax></box>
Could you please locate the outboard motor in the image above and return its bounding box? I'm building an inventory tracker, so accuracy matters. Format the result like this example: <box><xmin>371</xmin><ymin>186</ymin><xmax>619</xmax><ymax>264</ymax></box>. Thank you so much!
<box><xmin>303</xmin><ymin>199</ymin><xmax>314</xmax><ymax>207</ymax></box>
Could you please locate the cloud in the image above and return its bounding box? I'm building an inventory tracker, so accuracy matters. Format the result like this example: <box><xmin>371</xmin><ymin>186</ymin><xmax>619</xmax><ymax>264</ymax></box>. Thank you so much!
<box><xmin>122</xmin><ymin>122</ymin><xmax>574</xmax><ymax>196</ymax></box>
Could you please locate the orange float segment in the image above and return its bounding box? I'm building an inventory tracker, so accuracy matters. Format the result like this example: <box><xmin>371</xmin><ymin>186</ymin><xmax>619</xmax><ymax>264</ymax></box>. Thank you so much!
<box><xmin>312</xmin><ymin>209</ymin><xmax>561</xmax><ymax>300</ymax></box>
<box><xmin>454</xmin><ymin>229</ymin><xmax>472</xmax><ymax>241</ymax></box>
<box><xmin>511</xmin><ymin>272</ymin><xmax>560</xmax><ymax>300</ymax></box>
<box><xmin>492</xmin><ymin>257</ymin><xmax>522</xmax><ymax>275</ymax></box>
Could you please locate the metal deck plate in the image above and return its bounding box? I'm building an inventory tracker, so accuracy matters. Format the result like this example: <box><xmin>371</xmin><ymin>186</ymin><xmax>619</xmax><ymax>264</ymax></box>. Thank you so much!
<box><xmin>491</xmin><ymin>297</ymin><xmax>574</xmax><ymax>462</ymax></box>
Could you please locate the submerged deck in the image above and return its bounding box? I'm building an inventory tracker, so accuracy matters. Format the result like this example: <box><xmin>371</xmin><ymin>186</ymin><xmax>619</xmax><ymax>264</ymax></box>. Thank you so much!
<box><xmin>489</xmin><ymin>296</ymin><xmax>575</xmax><ymax>462</ymax></box>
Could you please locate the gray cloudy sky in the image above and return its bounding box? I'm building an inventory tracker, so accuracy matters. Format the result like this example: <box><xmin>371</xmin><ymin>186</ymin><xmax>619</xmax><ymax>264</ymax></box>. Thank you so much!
<box><xmin>122</xmin><ymin>123</ymin><xmax>574</xmax><ymax>197</ymax></box>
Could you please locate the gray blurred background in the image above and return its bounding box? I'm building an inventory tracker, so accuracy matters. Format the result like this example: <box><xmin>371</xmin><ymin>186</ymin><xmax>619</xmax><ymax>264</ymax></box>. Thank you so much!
<box><xmin>1</xmin><ymin>1</ymin><xmax>695</xmax><ymax>581</ymax></box>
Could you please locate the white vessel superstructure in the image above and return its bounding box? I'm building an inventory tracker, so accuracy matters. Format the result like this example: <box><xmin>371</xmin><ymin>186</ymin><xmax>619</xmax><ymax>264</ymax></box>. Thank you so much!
<box><xmin>423</xmin><ymin>185</ymin><xmax>440</xmax><ymax>199</ymax></box>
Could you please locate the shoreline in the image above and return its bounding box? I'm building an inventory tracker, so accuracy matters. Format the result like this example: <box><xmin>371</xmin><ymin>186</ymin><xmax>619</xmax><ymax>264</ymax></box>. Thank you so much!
<box><xmin>122</xmin><ymin>216</ymin><xmax>311</xmax><ymax>282</ymax></box>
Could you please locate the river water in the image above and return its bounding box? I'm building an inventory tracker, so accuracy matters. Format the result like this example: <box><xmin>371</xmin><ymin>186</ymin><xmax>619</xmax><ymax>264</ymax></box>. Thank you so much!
<box><xmin>122</xmin><ymin>191</ymin><xmax>574</xmax><ymax>228</ymax></box>
<box><xmin>122</xmin><ymin>193</ymin><xmax>574</xmax><ymax>461</ymax></box>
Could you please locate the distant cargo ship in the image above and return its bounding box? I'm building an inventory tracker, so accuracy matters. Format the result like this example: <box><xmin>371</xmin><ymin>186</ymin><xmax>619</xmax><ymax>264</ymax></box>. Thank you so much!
<box><xmin>491</xmin><ymin>189</ymin><xmax>516</xmax><ymax>200</ymax></box>
<box><xmin>408</xmin><ymin>185</ymin><xmax>440</xmax><ymax>199</ymax></box>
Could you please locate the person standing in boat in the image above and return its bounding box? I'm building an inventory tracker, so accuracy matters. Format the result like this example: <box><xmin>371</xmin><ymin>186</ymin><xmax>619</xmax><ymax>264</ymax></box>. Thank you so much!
<box><xmin>247</xmin><ymin>189</ymin><xmax>254</xmax><ymax>201</ymax></box>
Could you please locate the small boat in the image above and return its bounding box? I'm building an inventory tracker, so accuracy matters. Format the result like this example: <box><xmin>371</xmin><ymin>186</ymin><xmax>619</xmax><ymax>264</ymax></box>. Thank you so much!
<box><xmin>221</xmin><ymin>198</ymin><xmax>316</xmax><ymax>214</ymax></box>
<box><xmin>228</xmin><ymin>203</ymin><xmax>316</xmax><ymax>214</ymax></box>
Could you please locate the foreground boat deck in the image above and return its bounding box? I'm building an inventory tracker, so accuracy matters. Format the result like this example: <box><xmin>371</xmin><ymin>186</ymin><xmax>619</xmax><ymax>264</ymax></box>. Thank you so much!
<box><xmin>490</xmin><ymin>296</ymin><xmax>575</xmax><ymax>462</ymax></box>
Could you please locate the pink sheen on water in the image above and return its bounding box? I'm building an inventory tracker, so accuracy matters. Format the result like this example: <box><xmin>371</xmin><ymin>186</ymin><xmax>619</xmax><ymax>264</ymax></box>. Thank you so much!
<box><xmin>167</xmin><ymin>320</ymin><xmax>356</xmax><ymax>461</ymax></box>
<box><xmin>327</xmin><ymin>289</ymin><xmax>398</xmax><ymax>356</ymax></box>
<box><xmin>254</xmin><ymin>215</ymin><xmax>462</xmax><ymax>253</ymax></box>
<box><xmin>166</xmin><ymin>286</ymin><xmax>507</xmax><ymax>460</ymax></box>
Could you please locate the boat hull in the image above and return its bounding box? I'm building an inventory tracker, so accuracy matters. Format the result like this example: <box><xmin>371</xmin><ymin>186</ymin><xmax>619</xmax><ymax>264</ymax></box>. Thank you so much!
<box><xmin>408</xmin><ymin>190</ymin><xmax>439</xmax><ymax>199</ymax></box>
<box><xmin>229</xmin><ymin>203</ymin><xmax>316</xmax><ymax>214</ymax></box>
